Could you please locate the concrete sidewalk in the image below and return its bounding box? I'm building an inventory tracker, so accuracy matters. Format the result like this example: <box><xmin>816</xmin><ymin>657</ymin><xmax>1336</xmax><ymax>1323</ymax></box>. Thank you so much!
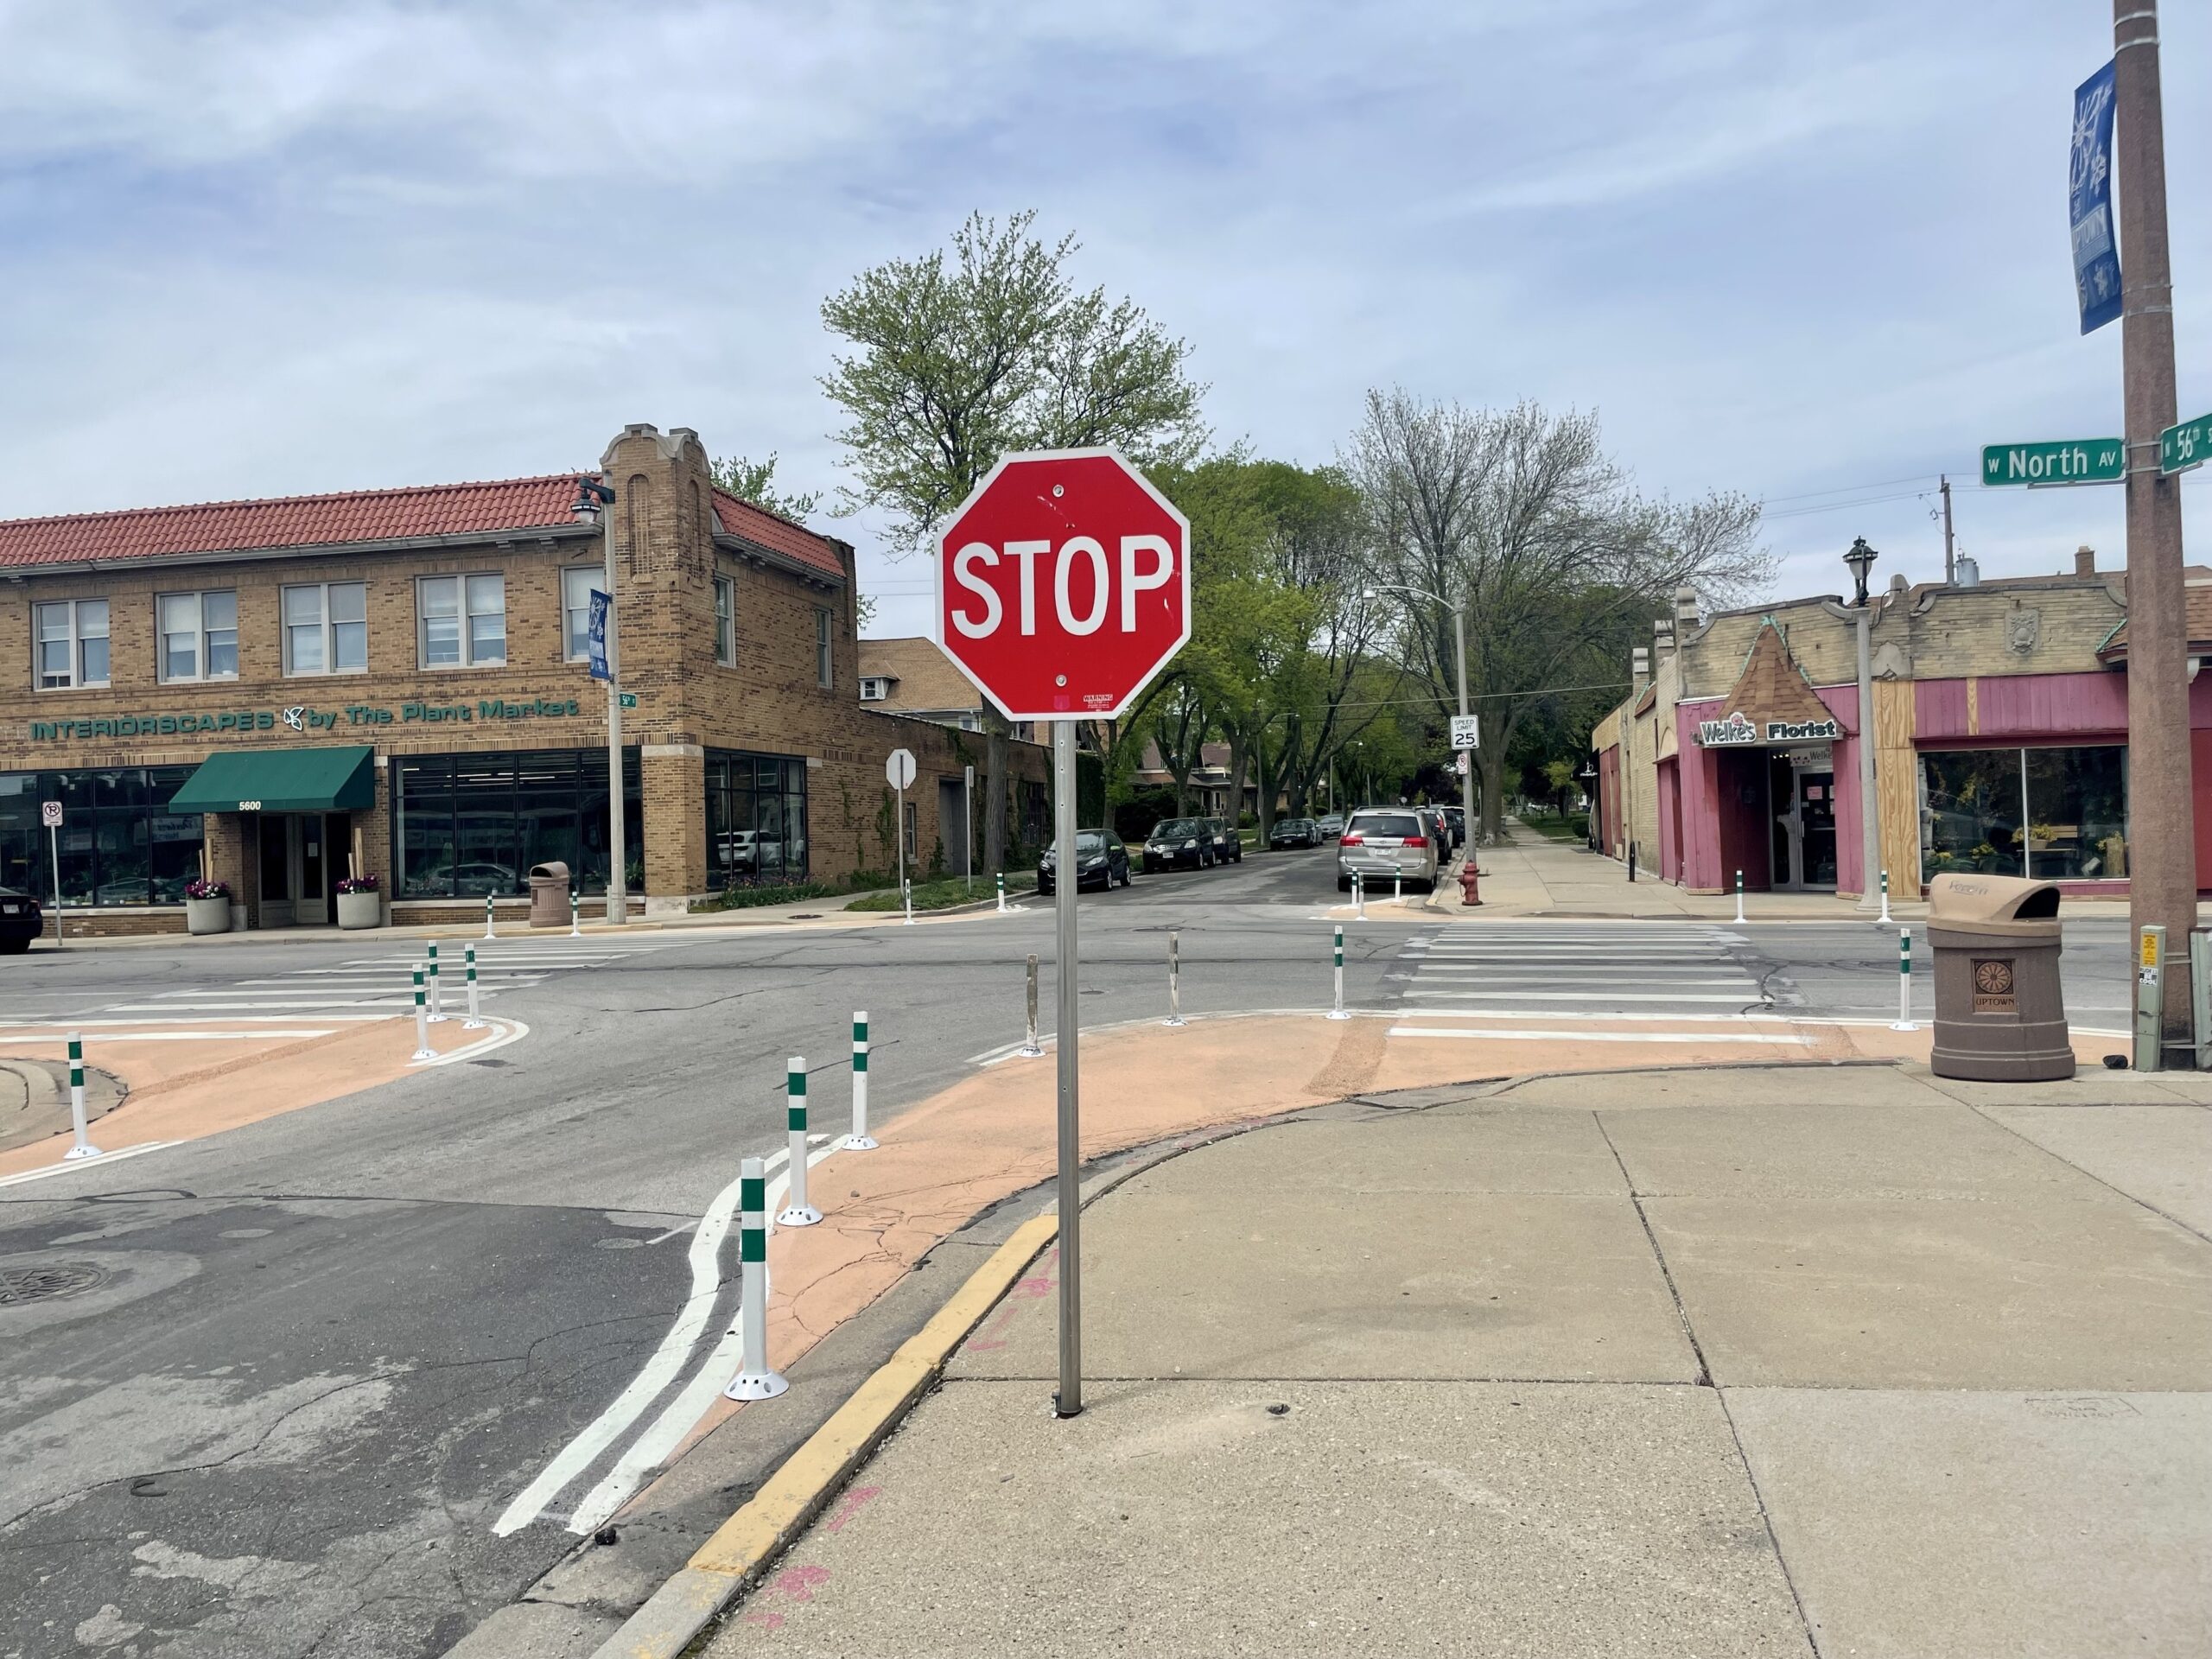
<box><xmin>1432</xmin><ymin>818</ymin><xmax>2149</xmax><ymax>924</ymax></box>
<box><xmin>702</xmin><ymin>1061</ymin><xmax>2212</xmax><ymax>1658</ymax></box>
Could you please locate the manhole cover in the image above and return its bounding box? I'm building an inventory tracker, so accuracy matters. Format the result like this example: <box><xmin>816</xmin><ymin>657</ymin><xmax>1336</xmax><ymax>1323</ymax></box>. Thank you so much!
<box><xmin>0</xmin><ymin>1260</ymin><xmax>109</xmax><ymax>1306</ymax></box>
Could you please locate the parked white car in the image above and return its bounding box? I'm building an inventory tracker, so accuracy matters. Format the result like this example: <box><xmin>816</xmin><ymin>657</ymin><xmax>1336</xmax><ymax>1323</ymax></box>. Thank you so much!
<box><xmin>1335</xmin><ymin>808</ymin><xmax>1440</xmax><ymax>892</ymax></box>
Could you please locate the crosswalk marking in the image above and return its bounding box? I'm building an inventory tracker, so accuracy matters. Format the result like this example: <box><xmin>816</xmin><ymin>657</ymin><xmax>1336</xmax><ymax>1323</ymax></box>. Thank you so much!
<box><xmin>1384</xmin><ymin>921</ymin><xmax>1788</xmax><ymax>1044</ymax></box>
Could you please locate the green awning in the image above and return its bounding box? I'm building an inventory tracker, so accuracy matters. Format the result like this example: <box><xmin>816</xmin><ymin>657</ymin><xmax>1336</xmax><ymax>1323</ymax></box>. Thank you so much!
<box><xmin>167</xmin><ymin>746</ymin><xmax>377</xmax><ymax>815</ymax></box>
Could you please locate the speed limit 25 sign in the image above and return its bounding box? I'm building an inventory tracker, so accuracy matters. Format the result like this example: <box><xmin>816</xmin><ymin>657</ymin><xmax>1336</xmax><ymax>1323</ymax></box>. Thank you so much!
<box><xmin>935</xmin><ymin>448</ymin><xmax>1191</xmax><ymax>722</ymax></box>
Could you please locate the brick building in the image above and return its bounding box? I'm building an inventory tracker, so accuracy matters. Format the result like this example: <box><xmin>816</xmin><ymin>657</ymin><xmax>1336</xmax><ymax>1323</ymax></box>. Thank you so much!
<box><xmin>0</xmin><ymin>423</ymin><xmax>1046</xmax><ymax>933</ymax></box>
<box><xmin>856</xmin><ymin>636</ymin><xmax>1034</xmax><ymax>741</ymax></box>
<box><xmin>1589</xmin><ymin>549</ymin><xmax>2212</xmax><ymax>899</ymax></box>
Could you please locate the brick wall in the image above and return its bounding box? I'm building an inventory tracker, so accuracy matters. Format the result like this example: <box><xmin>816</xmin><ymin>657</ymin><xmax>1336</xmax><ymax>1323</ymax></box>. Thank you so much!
<box><xmin>0</xmin><ymin>423</ymin><xmax>1048</xmax><ymax>919</ymax></box>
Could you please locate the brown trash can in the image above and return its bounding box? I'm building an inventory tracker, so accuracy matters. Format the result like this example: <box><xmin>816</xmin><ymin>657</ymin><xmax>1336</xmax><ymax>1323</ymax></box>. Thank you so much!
<box><xmin>528</xmin><ymin>861</ymin><xmax>571</xmax><ymax>929</ymax></box>
<box><xmin>1926</xmin><ymin>873</ymin><xmax>2074</xmax><ymax>1082</ymax></box>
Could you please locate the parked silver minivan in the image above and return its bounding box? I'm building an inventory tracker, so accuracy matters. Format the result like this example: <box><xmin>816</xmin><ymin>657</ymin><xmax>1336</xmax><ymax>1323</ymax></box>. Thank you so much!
<box><xmin>1335</xmin><ymin>808</ymin><xmax>1440</xmax><ymax>892</ymax></box>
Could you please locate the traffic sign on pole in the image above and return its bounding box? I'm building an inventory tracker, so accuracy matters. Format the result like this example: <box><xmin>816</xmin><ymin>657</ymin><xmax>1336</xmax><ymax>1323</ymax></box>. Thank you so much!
<box><xmin>1448</xmin><ymin>714</ymin><xmax>1479</xmax><ymax>751</ymax></box>
<box><xmin>887</xmin><ymin>748</ymin><xmax>916</xmax><ymax>925</ymax></box>
<box><xmin>1980</xmin><ymin>439</ymin><xmax>2124</xmax><ymax>486</ymax></box>
<box><xmin>934</xmin><ymin>448</ymin><xmax>1193</xmax><ymax>1420</ymax></box>
<box><xmin>2161</xmin><ymin>412</ymin><xmax>2211</xmax><ymax>477</ymax></box>
<box><xmin>934</xmin><ymin>448</ymin><xmax>1192</xmax><ymax>722</ymax></box>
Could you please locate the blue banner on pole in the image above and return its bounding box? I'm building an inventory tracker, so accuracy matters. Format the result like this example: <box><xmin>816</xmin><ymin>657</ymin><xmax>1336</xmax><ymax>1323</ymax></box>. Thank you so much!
<box><xmin>2070</xmin><ymin>60</ymin><xmax>2121</xmax><ymax>335</ymax></box>
<box><xmin>586</xmin><ymin>589</ymin><xmax>612</xmax><ymax>681</ymax></box>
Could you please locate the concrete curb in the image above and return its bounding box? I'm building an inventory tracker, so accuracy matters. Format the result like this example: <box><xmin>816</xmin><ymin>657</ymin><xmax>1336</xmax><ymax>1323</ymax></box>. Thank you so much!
<box><xmin>588</xmin><ymin>1211</ymin><xmax>1058</xmax><ymax>1659</ymax></box>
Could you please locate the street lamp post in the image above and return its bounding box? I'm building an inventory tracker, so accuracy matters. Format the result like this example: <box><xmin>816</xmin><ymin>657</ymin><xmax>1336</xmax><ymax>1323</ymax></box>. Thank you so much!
<box><xmin>1840</xmin><ymin>537</ymin><xmax>1881</xmax><ymax>913</ymax></box>
<box><xmin>571</xmin><ymin>477</ymin><xmax>624</xmax><ymax>925</ymax></box>
<box><xmin>1369</xmin><ymin>584</ymin><xmax>1477</xmax><ymax>854</ymax></box>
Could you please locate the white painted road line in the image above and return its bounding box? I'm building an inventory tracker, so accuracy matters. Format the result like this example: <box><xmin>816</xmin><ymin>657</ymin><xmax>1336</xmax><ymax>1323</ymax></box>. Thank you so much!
<box><xmin>0</xmin><ymin>1141</ymin><xmax>181</xmax><ymax>1186</ymax></box>
<box><xmin>1402</xmin><ymin>989</ymin><xmax>1770</xmax><ymax>1003</ymax></box>
<box><xmin>1386</xmin><ymin>1026</ymin><xmax>1811</xmax><ymax>1044</ymax></box>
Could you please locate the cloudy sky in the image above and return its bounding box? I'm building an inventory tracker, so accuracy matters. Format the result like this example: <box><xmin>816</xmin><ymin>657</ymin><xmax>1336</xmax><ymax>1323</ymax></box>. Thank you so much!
<box><xmin>3</xmin><ymin>1</ymin><xmax>2203</xmax><ymax>635</ymax></box>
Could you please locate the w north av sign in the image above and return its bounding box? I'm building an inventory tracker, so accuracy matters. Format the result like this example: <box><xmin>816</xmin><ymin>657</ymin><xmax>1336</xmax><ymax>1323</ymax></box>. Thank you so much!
<box><xmin>1980</xmin><ymin>439</ymin><xmax>2124</xmax><ymax>486</ymax></box>
<box><xmin>1698</xmin><ymin>714</ymin><xmax>1840</xmax><ymax>747</ymax></box>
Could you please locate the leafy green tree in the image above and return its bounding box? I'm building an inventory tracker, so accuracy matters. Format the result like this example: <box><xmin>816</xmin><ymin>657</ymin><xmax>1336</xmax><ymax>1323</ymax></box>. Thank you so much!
<box><xmin>709</xmin><ymin>452</ymin><xmax>824</xmax><ymax>524</ymax></box>
<box><xmin>818</xmin><ymin>210</ymin><xmax>1207</xmax><ymax>871</ymax></box>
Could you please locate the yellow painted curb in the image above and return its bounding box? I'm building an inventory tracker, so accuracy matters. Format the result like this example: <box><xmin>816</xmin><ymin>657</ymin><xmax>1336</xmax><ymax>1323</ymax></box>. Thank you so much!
<box><xmin>590</xmin><ymin>1211</ymin><xmax>1058</xmax><ymax>1659</ymax></box>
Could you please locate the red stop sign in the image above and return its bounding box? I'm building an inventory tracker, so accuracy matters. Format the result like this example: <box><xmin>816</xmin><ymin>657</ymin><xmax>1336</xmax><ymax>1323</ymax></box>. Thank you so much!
<box><xmin>935</xmin><ymin>448</ymin><xmax>1191</xmax><ymax>722</ymax></box>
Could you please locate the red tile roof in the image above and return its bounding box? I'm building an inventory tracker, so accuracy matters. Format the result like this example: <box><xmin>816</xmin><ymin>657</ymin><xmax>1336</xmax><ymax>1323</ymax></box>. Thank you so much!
<box><xmin>710</xmin><ymin>489</ymin><xmax>844</xmax><ymax>579</ymax></box>
<box><xmin>0</xmin><ymin>475</ymin><xmax>585</xmax><ymax>569</ymax></box>
<box><xmin>0</xmin><ymin>474</ymin><xmax>849</xmax><ymax>582</ymax></box>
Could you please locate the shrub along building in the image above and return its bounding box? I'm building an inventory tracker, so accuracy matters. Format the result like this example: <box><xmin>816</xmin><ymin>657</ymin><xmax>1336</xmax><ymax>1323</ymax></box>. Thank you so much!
<box><xmin>0</xmin><ymin>423</ymin><xmax>1046</xmax><ymax>933</ymax></box>
<box><xmin>1590</xmin><ymin>547</ymin><xmax>2212</xmax><ymax>899</ymax></box>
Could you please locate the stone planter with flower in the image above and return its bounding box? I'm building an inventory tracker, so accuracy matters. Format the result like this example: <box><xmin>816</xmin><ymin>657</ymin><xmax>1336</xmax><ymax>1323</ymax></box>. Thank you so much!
<box><xmin>335</xmin><ymin>873</ymin><xmax>382</xmax><ymax>930</ymax></box>
<box><xmin>185</xmin><ymin>879</ymin><xmax>232</xmax><ymax>936</ymax></box>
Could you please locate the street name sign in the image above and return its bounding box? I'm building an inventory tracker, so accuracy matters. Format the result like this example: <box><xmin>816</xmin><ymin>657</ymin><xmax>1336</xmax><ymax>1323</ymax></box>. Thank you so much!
<box><xmin>1980</xmin><ymin>440</ymin><xmax>2124</xmax><ymax>486</ymax></box>
<box><xmin>935</xmin><ymin>448</ymin><xmax>1192</xmax><ymax>722</ymax></box>
<box><xmin>1449</xmin><ymin>714</ymin><xmax>1480</xmax><ymax>750</ymax></box>
<box><xmin>617</xmin><ymin>691</ymin><xmax>638</xmax><ymax>709</ymax></box>
<box><xmin>2162</xmin><ymin>412</ymin><xmax>2211</xmax><ymax>477</ymax></box>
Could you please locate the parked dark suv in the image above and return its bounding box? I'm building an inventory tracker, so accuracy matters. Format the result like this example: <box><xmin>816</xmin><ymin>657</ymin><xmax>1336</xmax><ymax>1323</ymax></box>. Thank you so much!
<box><xmin>0</xmin><ymin>887</ymin><xmax>41</xmax><ymax>953</ymax></box>
<box><xmin>1142</xmin><ymin>817</ymin><xmax>1214</xmax><ymax>871</ymax></box>
<box><xmin>1204</xmin><ymin>817</ymin><xmax>1243</xmax><ymax>863</ymax></box>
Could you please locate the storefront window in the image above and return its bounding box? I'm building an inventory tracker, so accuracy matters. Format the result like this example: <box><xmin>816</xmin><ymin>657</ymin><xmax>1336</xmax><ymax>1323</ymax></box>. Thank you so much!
<box><xmin>0</xmin><ymin>767</ymin><xmax>205</xmax><ymax>905</ymax></box>
<box><xmin>395</xmin><ymin>747</ymin><xmax>639</xmax><ymax>899</ymax></box>
<box><xmin>1920</xmin><ymin>746</ymin><xmax>2126</xmax><ymax>881</ymax></box>
<box><xmin>706</xmin><ymin>750</ymin><xmax>809</xmax><ymax>886</ymax></box>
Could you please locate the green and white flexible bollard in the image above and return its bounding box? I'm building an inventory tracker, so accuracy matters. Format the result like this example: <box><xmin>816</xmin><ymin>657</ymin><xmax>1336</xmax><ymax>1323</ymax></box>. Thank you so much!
<box><xmin>483</xmin><ymin>892</ymin><xmax>496</xmax><ymax>940</ymax></box>
<box><xmin>1020</xmin><ymin>954</ymin><xmax>1044</xmax><ymax>1057</ymax></box>
<box><xmin>722</xmin><ymin>1156</ymin><xmax>788</xmax><ymax>1401</ymax></box>
<box><xmin>1877</xmin><ymin>869</ymin><xmax>1892</xmax><ymax>925</ymax></box>
<box><xmin>1891</xmin><ymin>927</ymin><xmax>1916</xmax><ymax>1031</ymax></box>
<box><xmin>845</xmin><ymin>1013</ymin><xmax>877</xmax><ymax>1149</ymax></box>
<box><xmin>569</xmin><ymin>887</ymin><xmax>581</xmax><ymax>938</ymax></box>
<box><xmin>462</xmin><ymin>944</ymin><xmax>485</xmax><ymax>1030</ymax></box>
<box><xmin>1164</xmin><ymin>930</ymin><xmax>1185</xmax><ymax>1028</ymax></box>
<box><xmin>1329</xmin><ymin>925</ymin><xmax>1351</xmax><ymax>1020</ymax></box>
<box><xmin>1733</xmin><ymin>868</ymin><xmax>1746</xmax><ymax>925</ymax></box>
<box><xmin>63</xmin><ymin>1031</ymin><xmax>101</xmax><ymax>1160</ymax></box>
<box><xmin>1353</xmin><ymin>871</ymin><xmax>1365</xmax><ymax>920</ymax></box>
<box><xmin>995</xmin><ymin>870</ymin><xmax>1007</xmax><ymax>914</ymax></box>
<box><xmin>411</xmin><ymin>967</ymin><xmax>435</xmax><ymax>1059</ymax></box>
<box><xmin>1393</xmin><ymin>874</ymin><xmax>1402</xmax><ymax>904</ymax></box>
<box><xmin>426</xmin><ymin>941</ymin><xmax>444</xmax><ymax>1022</ymax></box>
<box><xmin>778</xmin><ymin>1058</ymin><xmax>822</xmax><ymax>1225</ymax></box>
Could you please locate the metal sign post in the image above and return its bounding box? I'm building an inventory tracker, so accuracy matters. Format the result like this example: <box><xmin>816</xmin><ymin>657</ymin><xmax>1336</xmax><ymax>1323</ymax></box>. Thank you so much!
<box><xmin>887</xmin><ymin>748</ymin><xmax>917</xmax><ymax>925</ymax></box>
<box><xmin>1052</xmin><ymin>719</ymin><xmax>1083</xmax><ymax>1417</ymax></box>
<box><xmin>964</xmin><ymin>763</ymin><xmax>976</xmax><ymax>892</ymax></box>
<box><xmin>41</xmin><ymin>800</ymin><xmax>63</xmax><ymax>946</ymax></box>
<box><xmin>931</xmin><ymin>446</ymin><xmax>1194</xmax><ymax>1427</ymax></box>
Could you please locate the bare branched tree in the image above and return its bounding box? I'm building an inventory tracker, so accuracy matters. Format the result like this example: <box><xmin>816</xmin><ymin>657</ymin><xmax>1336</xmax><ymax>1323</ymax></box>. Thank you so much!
<box><xmin>1351</xmin><ymin>390</ymin><xmax>1770</xmax><ymax>842</ymax></box>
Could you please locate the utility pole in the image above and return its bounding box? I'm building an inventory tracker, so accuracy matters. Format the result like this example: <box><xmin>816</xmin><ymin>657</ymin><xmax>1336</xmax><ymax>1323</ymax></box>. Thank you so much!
<box><xmin>1939</xmin><ymin>475</ymin><xmax>1955</xmax><ymax>586</ymax></box>
<box><xmin>2113</xmin><ymin>0</ymin><xmax>2193</xmax><ymax>1062</ymax></box>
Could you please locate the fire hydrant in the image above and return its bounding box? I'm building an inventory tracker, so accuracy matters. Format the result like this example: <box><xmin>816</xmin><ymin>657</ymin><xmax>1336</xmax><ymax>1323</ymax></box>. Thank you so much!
<box><xmin>1457</xmin><ymin>859</ymin><xmax>1483</xmax><ymax>906</ymax></box>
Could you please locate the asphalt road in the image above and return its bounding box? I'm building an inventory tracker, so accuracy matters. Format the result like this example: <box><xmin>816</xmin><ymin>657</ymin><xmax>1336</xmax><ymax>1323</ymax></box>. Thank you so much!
<box><xmin>0</xmin><ymin>844</ymin><xmax>2149</xmax><ymax>1657</ymax></box>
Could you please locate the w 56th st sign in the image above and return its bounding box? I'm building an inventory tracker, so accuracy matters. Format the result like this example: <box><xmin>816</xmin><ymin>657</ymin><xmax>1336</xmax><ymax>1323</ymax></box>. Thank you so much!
<box><xmin>935</xmin><ymin>448</ymin><xmax>1192</xmax><ymax>722</ymax></box>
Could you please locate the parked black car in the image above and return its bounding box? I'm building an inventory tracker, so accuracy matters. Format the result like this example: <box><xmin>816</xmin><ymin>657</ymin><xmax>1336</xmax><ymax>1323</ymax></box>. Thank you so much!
<box><xmin>1038</xmin><ymin>829</ymin><xmax>1132</xmax><ymax>894</ymax></box>
<box><xmin>1204</xmin><ymin>817</ymin><xmax>1243</xmax><ymax>863</ymax></box>
<box><xmin>1268</xmin><ymin>817</ymin><xmax>1321</xmax><ymax>849</ymax></box>
<box><xmin>1441</xmin><ymin>806</ymin><xmax>1466</xmax><ymax>845</ymax></box>
<box><xmin>0</xmin><ymin>887</ymin><xmax>42</xmax><ymax>954</ymax></box>
<box><xmin>1142</xmin><ymin>817</ymin><xmax>1216</xmax><ymax>871</ymax></box>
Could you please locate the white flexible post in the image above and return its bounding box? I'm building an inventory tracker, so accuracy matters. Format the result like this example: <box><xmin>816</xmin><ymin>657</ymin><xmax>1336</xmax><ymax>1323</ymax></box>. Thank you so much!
<box><xmin>1165</xmin><ymin>930</ymin><xmax>1185</xmax><ymax>1027</ymax></box>
<box><xmin>1878</xmin><ymin>869</ymin><xmax>1892</xmax><ymax>925</ymax></box>
<box><xmin>723</xmin><ymin>1157</ymin><xmax>788</xmax><ymax>1401</ymax></box>
<box><xmin>1733</xmin><ymin>869</ymin><xmax>1746</xmax><ymax>925</ymax></box>
<box><xmin>484</xmin><ymin>893</ymin><xmax>495</xmax><ymax>940</ymax></box>
<box><xmin>569</xmin><ymin>887</ymin><xmax>581</xmax><ymax>938</ymax></box>
<box><xmin>903</xmin><ymin>878</ymin><xmax>914</xmax><ymax>926</ymax></box>
<box><xmin>1329</xmin><ymin>925</ymin><xmax>1351</xmax><ymax>1020</ymax></box>
<box><xmin>1353</xmin><ymin>872</ymin><xmax>1365</xmax><ymax>920</ymax></box>
<box><xmin>778</xmin><ymin>1058</ymin><xmax>823</xmax><ymax>1225</ymax></box>
<box><xmin>410</xmin><ymin>968</ymin><xmax>435</xmax><ymax>1060</ymax></box>
<box><xmin>1394</xmin><ymin>874</ymin><xmax>1402</xmax><ymax>904</ymax></box>
<box><xmin>462</xmin><ymin>944</ymin><xmax>485</xmax><ymax>1030</ymax></box>
<box><xmin>63</xmin><ymin>1031</ymin><xmax>101</xmax><ymax>1160</ymax></box>
<box><xmin>1891</xmin><ymin>927</ymin><xmax>1915</xmax><ymax>1031</ymax></box>
<box><xmin>996</xmin><ymin>871</ymin><xmax>1007</xmax><ymax>913</ymax></box>
<box><xmin>426</xmin><ymin>941</ymin><xmax>444</xmax><ymax>1022</ymax></box>
<box><xmin>846</xmin><ymin>1013</ymin><xmax>876</xmax><ymax>1149</ymax></box>
<box><xmin>1020</xmin><ymin>954</ymin><xmax>1045</xmax><ymax>1057</ymax></box>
